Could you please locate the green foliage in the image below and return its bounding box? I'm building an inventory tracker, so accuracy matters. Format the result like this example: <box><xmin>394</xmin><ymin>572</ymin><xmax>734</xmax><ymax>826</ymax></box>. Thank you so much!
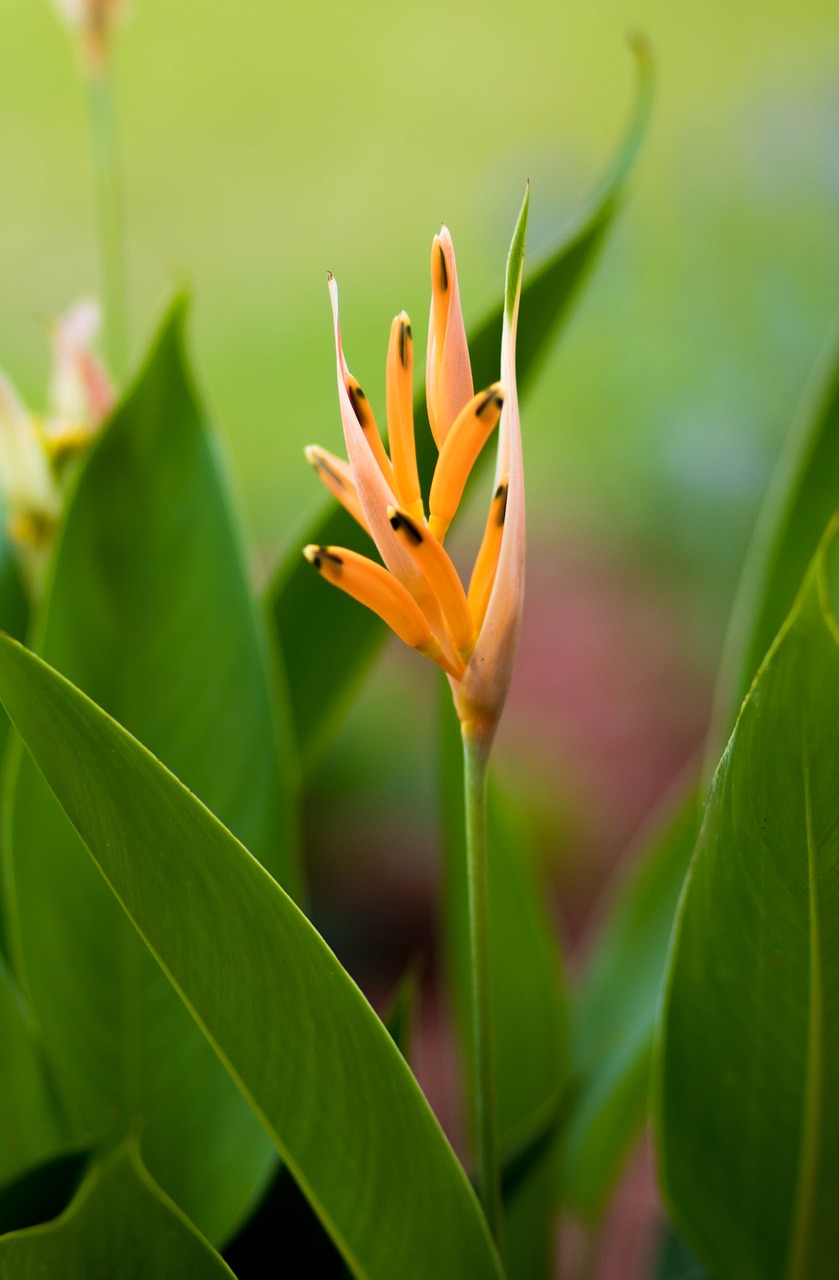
<box><xmin>0</xmin><ymin>960</ymin><xmax>65</xmax><ymax>1188</ymax></box>
<box><xmin>2</xmin><ymin>304</ymin><xmax>298</xmax><ymax>1244</ymax></box>
<box><xmin>567</xmin><ymin>328</ymin><xmax>839</xmax><ymax>1221</ymax></box>
<box><xmin>267</xmin><ymin>44</ymin><xmax>653</xmax><ymax>773</ymax></box>
<box><xmin>0</xmin><ymin>1145</ymin><xmax>235</xmax><ymax>1279</ymax></box>
<box><xmin>564</xmin><ymin>790</ymin><xmax>697</xmax><ymax>1217</ymax></box>
<box><xmin>0</xmin><ymin>1151</ymin><xmax>89</xmax><ymax>1236</ymax></box>
<box><xmin>0</xmin><ymin>630</ymin><xmax>503</xmax><ymax>1280</ymax></box>
<box><xmin>656</xmin><ymin>528</ymin><xmax>839</xmax><ymax>1280</ymax></box>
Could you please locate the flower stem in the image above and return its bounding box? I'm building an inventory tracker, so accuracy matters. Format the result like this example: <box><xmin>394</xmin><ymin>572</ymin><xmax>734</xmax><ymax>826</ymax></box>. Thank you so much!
<box><xmin>462</xmin><ymin>729</ymin><xmax>502</xmax><ymax>1244</ymax></box>
<box><xmin>87</xmin><ymin>65</ymin><xmax>127</xmax><ymax>376</ymax></box>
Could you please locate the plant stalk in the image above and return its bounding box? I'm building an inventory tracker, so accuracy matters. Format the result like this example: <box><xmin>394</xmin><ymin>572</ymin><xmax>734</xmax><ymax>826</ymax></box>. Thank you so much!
<box><xmin>87</xmin><ymin>64</ymin><xmax>127</xmax><ymax>376</ymax></box>
<box><xmin>462</xmin><ymin>730</ymin><xmax>502</xmax><ymax>1244</ymax></box>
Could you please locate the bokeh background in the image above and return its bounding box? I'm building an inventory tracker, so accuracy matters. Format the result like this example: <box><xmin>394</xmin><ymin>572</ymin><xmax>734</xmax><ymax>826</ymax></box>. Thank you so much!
<box><xmin>1</xmin><ymin>0</ymin><xmax>837</xmax><ymax>1270</ymax></box>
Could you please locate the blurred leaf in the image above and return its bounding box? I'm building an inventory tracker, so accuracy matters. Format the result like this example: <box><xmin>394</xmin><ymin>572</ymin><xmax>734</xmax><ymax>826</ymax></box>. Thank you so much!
<box><xmin>564</xmin><ymin>786</ymin><xmax>698</xmax><ymax>1218</ymax></box>
<box><xmin>268</xmin><ymin>42</ymin><xmax>653</xmax><ymax>773</ymax></box>
<box><xmin>384</xmin><ymin>962</ymin><xmax>422</xmax><ymax>1062</ymax></box>
<box><xmin>0</xmin><ymin>959</ymin><xmax>66</xmax><ymax>1187</ymax></box>
<box><xmin>3</xmin><ymin>301</ymin><xmax>298</xmax><ymax>1244</ymax></box>
<box><xmin>0</xmin><ymin>1150</ymin><xmax>89</xmax><ymax>1236</ymax></box>
<box><xmin>712</xmin><ymin>321</ymin><xmax>839</xmax><ymax>754</ymax></box>
<box><xmin>653</xmin><ymin>1223</ymin><xmax>707</xmax><ymax>1280</ymax></box>
<box><xmin>439</xmin><ymin>692</ymin><xmax>568</xmax><ymax>1280</ymax></box>
<box><xmin>567</xmin><ymin>320</ymin><xmax>839</xmax><ymax>1223</ymax></box>
<box><xmin>0</xmin><ymin>522</ymin><xmax>28</xmax><ymax>962</ymax></box>
<box><xmin>656</xmin><ymin>527</ymin><xmax>839</xmax><ymax>1280</ymax></box>
<box><xmin>0</xmin><ymin>1145</ymin><xmax>235</xmax><ymax>1279</ymax></box>
<box><xmin>0</xmin><ymin>633</ymin><xmax>503</xmax><ymax>1280</ymax></box>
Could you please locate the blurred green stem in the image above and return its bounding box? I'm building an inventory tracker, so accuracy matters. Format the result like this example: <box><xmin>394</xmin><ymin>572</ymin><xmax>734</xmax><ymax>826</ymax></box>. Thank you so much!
<box><xmin>462</xmin><ymin>731</ymin><xmax>502</xmax><ymax>1244</ymax></box>
<box><xmin>87</xmin><ymin>66</ymin><xmax>127</xmax><ymax>376</ymax></box>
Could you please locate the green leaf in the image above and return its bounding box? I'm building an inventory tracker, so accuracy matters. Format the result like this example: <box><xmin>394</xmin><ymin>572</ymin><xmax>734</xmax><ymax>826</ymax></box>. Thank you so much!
<box><xmin>0</xmin><ymin>633</ymin><xmax>502</xmax><ymax>1280</ymax></box>
<box><xmin>564</xmin><ymin>788</ymin><xmax>698</xmax><ymax>1218</ymax></box>
<box><xmin>712</xmin><ymin>322</ymin><xmax>839</xmax><ymax>753</ymax></box>
<box><xmin>566</xmin><ymin>322</ymin><xmax>839</xmax><ymax>1222</ymax></box>
<box><xmin>0</xmin><ymin>1150</ymin><xmax>89</xmax><ymax>1236</ymax></box>
<box><xmin>268</xmin><ymin>42</ymin><xmax>653</xmax><ymax>773</ymax></box>
<box><xmin>439</xmin><ymin>692</ymin><xmax>568</xmax><ymax>1280</ymax></box>
<box><xmin>653</xmin><ymin>1224</ymin><xmax>707</xmax><ymax>1280</ymax></box>
<box><xmin>655</xmin><ymin>525</ymin><xmax>839</xmax><ymax>1280</ymax></box>
<box><xmin>3</xmin><ymin>301</ymin><xmax>297</xmax><ymax>1244</ymax></box>
<box><xmin>0</xmin><ymin>958</ymin><xmax>66</xmax><ymax>1187</ymax></box>
<box><xmin>0</xmin><ymin>1145</ymin><xmax>236</xmax><ymax>1279</ymax></box>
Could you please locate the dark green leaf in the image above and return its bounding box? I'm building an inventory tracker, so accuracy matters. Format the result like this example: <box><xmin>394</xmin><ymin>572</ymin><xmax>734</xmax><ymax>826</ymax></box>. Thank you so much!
<box><xmin>0</xmin><ymin>1145</ymin><xmax>236</xmax><ymax>1279</ymax></box>
<box><xmin>656</xmin><ymin>527</ymin><xmax>839</xmax><ymax>1280</ymax></box>
<box><xmin>2</xmin><ymin>302</ymin><xmax>297</xmax><ymax>1244</ymax></box>
<box><xmin>268</xmin><ymin>42</ymin><xmax>653</xmax><ymax>773</ymax></box>
<box><xmin>384</xmin><ymin>962</ymin><xmax>422</xmax><ymax>1062</ymax></box>
<box><xmin>0</xmin><ymin>1150</ymin><xmax>89</xmax><ymax>1236</ymax></box>
<box><xmin>564</xmin><ymin>787</ymin><xmax>698</xmax><ymax>1218</ymax></box>
<box><xmin>0</xmin><ymin>633</ymin><xmax>502</xmax><ymax>1280</ymax></box>
<box><xmin>439</xmin><ymin>691</ymin><xmax>568</xmax><ymax>1280</ymax></box>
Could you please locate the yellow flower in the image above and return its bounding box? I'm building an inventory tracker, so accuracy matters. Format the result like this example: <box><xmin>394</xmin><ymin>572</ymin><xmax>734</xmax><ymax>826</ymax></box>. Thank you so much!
<box><xmin>304</xmin><ymin>192</ymin><xmax>528</xmax><ymax>752</ymax></box>
<box><xmin>0</xmin><ymin>301</ymin><xmax>113</xmax><ymax>554</ymax></box>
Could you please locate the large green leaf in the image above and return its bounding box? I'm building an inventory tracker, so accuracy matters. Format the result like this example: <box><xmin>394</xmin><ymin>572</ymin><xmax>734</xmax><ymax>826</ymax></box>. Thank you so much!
<box><xmin>566</xmin><ymin>324</ymin><xmax>839</xmax><ymax>1221</ymax></box>
<box><xmin>2</xmin><ymin>302</ymin><xmax>297</xmax><ymax>1244</ymax></box>
<box><xmin>655</xmin><ymin>528</ymin><xmax>839</xmax><ymax>1280</ymax></box>
<box><xmin>0</xmin><ymin>1145</ymin><xmax>235</xmax><ymax>1279</ymax></box>
<box><xmin>439</xmin><ymin>693</ymin><xmax>568</xmax><ymax>1280</ymax></box>
<box><xmin>0</xmin><ymin>632</ymin><xmax>503</xmax><ymax>1280</ymax></box>
<box><xmin>0</xmin><ymin>959</ymin><xmax>65</xmax><ymax>1187</ymax></box>
<box><xmin>268</xmin><ymin>42</ymin><xmax>653</xmax><ymax>772</ymax></box>
<box><xmin>564</xmin><ymin>787</ymin><xmax>698</xmax><ymax>1217</ymax></box>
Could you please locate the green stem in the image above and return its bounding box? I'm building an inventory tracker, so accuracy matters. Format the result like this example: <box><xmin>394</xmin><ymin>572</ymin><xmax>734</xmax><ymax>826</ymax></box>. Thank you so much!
<box><xmin>462</xmin><ymin>730</ymin><xmax>502</xmax><ymax>1244</ymax></box>
<box><xmin>87</xmin><ymin>65</ymin><xmax>127</xmax><ymax>377</ymax></box>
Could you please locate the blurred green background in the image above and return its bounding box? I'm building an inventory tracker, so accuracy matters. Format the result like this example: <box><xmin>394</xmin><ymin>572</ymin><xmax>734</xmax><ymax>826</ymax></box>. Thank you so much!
<box><xmin>0</xmin><ymin>0</ymin><xmax>837</xmax><ymax>889</ymax></box>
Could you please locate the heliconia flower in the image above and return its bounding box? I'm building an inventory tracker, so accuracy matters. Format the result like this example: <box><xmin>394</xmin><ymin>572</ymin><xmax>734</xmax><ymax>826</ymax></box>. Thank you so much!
<box><xmin>304</xmin><ymin>189</ymin><xmax>529</xmax><ymax>752</ymax></box>
<box><xmin>0</xmin><ymin>300</ymin><xmax>113</xmax><ymax>553</ymax></box>
<box><xmin>51</xmin><ymin>0</ymin><xmax>127</xmax><ymax>71</ymax></box>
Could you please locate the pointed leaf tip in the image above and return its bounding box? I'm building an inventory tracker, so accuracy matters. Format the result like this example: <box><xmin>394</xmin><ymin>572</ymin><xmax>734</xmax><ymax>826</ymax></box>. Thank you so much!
<box><xmin>504</xmin><ymin>184</ymin><xmax>530</xmax><ymax>323</ymax></box>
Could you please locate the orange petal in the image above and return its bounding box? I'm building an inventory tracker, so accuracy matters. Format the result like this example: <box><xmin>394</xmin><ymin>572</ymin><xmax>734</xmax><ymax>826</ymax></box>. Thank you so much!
<box><xmin>305</xmin><ymin>445</ymin><xmax>369</xmax><ymax>532</ymax></box>
<box><xmin>328</xmin><ymin>276</ymin><xmax>451</xmax><ymax>647</ymax></box>
<box><xmin>387</xmin><ymin>506</ymin><xmax>475</xmax><ymax>661</ymax></box>
<box><xmin>304</xmin><ymin>544</ymin><xmax>462</xmax><ymax>678</ymax></box>
<box><xmin>428</xmin><ymin>383</ymin><xmax>504</xmax><ymax>541</ymax></box>
<box><xmin>455</xmin><ymin>186</ymin><xmax>529</xmax><ymax>750</ymax></box>
<box><xmin>386</xmin><ymin>312</ymin><xmax>422</xmax><ymax>517</ymax></box>
<box><xmin>425</xmin><ymin>228</ymin><xmax>474</xmax><ymax>449</ymax></box>
<box><xmin>467</xmin><ymin>478</ymin><xmax>508</xmax><ymax>633</ymax></box>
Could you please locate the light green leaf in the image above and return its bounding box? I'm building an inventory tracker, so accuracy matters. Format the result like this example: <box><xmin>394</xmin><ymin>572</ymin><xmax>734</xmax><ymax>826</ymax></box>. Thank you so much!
<box><xmin>3</xmin><ymin>301</ymin><xmax>297</xmax><ymax>1244</ymax></box>
<box><xmin>655</xmin><ymin>526</ymin><xmax>839</xmax><ymax>1280</ymax></box>
<box><xmin>439</xmin><ymin>693</ymin><xmax>567</xmax><ymax>1280</ymax></box>
<box><xmin>268</xmin><ymin>41</ymin><xmax>652</xmax><ymax>773</ymax></box>
<box><xmin>564</xmin><ymin>789</ymin><xmax>698</xmax><ymax>1217</ymax></box>
<box><xmin>0</xmin><ymin>1145</ymin><xmax>235</xmax><ymax>1279</ymax></box>
<box><xmin>0</xmin><ymin>633</ymin><xmax>502</xmax><ymax>1280</ymax></box>
<box><xmin>0</xmin><ymin>959</ymin><xmax>65</xmax><ymax>1187</ymax></box>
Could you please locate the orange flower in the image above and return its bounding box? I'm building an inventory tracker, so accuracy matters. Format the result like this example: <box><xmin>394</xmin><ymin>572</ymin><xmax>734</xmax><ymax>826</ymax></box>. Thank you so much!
<box><xmin>304</xmin><ymin>190</ymin><xmax>529</xmax><ymax>752</ymax></box>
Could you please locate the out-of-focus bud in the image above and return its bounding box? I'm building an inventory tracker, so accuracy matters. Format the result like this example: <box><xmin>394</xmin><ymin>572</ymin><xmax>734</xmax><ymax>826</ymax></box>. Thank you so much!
<box><xmin>52</xmin><ymin>0</ymin><xmax>127</xmax><ymax>73</ymax></box>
